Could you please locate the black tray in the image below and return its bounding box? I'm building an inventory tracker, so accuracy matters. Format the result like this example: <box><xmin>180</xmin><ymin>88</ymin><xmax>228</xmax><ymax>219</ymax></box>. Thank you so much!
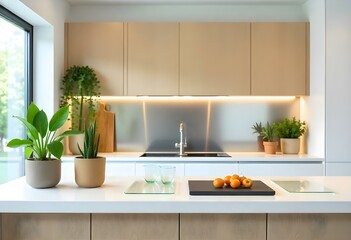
<box><xmin>189</xmin><ymin>180</ymin><xmax>275</xmax><ymax>196</ymax></box>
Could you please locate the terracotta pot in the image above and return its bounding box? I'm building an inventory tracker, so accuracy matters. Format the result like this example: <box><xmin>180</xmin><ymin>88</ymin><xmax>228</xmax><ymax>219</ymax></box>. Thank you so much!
<box><xmin>69</xmin><ymin>134</ymin><xmax>84</xmax><ymax>155</ymax></box>
<box><xmin>25</xmin><ymin>159</ymin><xmax>61</xmax><ymax>188</ymax></box>
<box><xmin>74</xmin><ymin>156</ymin><xmax>106</xmax><ymax>188</ymax></box>
<box><xmin>280</xmin><ymin>138</ymin><xmax>300</xmax><ymax>154</ymax></box>
<box><xmin>263</xmin><ymin>141</ymin><xmax>278</xmax><ymax>154</ymax></box>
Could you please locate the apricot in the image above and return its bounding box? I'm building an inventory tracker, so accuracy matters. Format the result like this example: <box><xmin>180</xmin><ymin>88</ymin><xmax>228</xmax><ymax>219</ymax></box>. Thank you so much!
<box><xmin>230</xmin><ymin>178</ymin><xmax>241</xmax><ymax>189</ymax></box>
<box><xmin>239</xmin><ymin>176</ymin><xmax>247</xmax><ymax>183</ymax></box>
<box><xmin>242</xmin><ymin>178</ymin><xmax>253</xmax><ymax>188</ymax></box>
<box><xmin>213</xmin><ymin>178</ymin><xmax>225</xmax><ymax>188</ymax></box>
<box><xmin>231</xmin><ymin>174</ymin><xmax>240</xmax><ymax>180</ymax></box>
<box><xmin>223</xmin><ymin>175</ymin><xmax>232</xmax><ymax>185</ymax></box>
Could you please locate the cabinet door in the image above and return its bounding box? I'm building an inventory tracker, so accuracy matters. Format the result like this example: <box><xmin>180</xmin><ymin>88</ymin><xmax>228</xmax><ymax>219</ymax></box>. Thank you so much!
<box><xmin>2</xmin><ymin>213</ymin><xmax>90</xmax><ymax>240</ymax></box>
<box><xmin>135</xmin><ymin>163</ymin><xmax>185</xmax><ymax>176</ymax></box>
<box><xmin>267</xmin><ymin>214</ymin><xmax>351</xmax><ymax>240</ymax></box>
<box><xmin>180</xmin><ymin>23</ymin><xmax>250</xmax><ymax>95</ymax></box>
<box><xmin>106</xmin><ymin>162</ymin><xmax>135</xmax><ymax>176</ymax></box>
<box><xmin>62</xmin><ymin>161</ymin><xmax>135</xmax><ymax>177</ymax></box>
<box><xmin>238</xmin><ymin>163</ymin><xmax>324</xmax><ymax>176</ymax></box>
<box><xmin>251</xmin><ymin>22</ymin><xmax>308</xmax><ymax>96</ymax></box>
<box><xmin>67</xmin><ymin>23</ymin><xmax>124</xmax><ymax>96</ymax></box>
<box><xmin>181</xmin><ymin>214</ymin><xmax>266</xmax><ymax>240</ymax></box>
<box><xmin>127</xmin><ymin>23</ymin><xmax>179</xmax><ymax>95</ymax></box>
<box><xmin>185</xmin><ymin>163</ymin><xmax>238</xmax><ymax>177</ymax></box>
<box><xmin>92</xmin><ymin>214</ymin><xmax>179</xmax><ymax>240</ymax></box>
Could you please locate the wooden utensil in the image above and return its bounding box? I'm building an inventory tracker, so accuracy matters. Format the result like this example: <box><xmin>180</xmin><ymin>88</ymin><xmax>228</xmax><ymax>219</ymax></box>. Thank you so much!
<box><xmin>95</xmin><ymin>103</ymin><xmax>115</xmax><ymax>152</ymax></box>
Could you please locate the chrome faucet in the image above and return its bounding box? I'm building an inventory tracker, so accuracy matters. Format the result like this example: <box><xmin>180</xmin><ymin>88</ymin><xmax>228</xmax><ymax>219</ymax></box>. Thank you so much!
<box><xmin>175</xmin><ymin>122</ymin><xmax>187</xmax><ymax>156</ymax></box>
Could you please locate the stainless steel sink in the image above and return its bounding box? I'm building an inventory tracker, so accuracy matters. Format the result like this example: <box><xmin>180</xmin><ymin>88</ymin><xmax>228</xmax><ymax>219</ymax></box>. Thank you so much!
<box><xmin>139</xmin><ymin>152</ymin><xmax>231</xmax><ymax>158</ymax></box>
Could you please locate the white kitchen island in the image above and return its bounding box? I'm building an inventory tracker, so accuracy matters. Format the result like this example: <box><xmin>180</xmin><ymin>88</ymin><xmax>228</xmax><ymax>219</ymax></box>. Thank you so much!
<box><xmin>0</xmin><ymin>176</ymin><xmax>350</xmax><ymax>240</ymax></box>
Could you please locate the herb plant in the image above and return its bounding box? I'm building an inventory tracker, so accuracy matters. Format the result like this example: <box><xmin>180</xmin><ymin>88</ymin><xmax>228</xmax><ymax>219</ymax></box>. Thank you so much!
<box><xmin>261</xmin><ymin>122</ymin><xmax>277</xmax><ymax>142</ymax></box>
<box><xmin>7</xmin><ymin>103</ymin><xmax>81</xmax><ymax>160</ymax></box>
<box><xmin>60</xmin><ymin>65</ymin><xmax>101</xmax><ymax>131</ymax></box>
<box><xmin>78</xmin><ymin>120</ymin><xmax>100</xmax><ymax>159</ymax></box>
<box><xmin>276</xmin><ymin>117</ymin><xmax>306</xmax><ymax>138</ymax></box>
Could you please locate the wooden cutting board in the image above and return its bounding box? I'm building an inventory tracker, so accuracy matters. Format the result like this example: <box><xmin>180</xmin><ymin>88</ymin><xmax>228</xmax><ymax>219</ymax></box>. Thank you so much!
<box><xmin>188</xmin><ymin>180</ymin><xmax>275</xmax><ymax>196</ymax></box>
<box><xmin>95</xmin><ymin>103</ymin><xmax>115</xmax><ymax>152</ymax></box>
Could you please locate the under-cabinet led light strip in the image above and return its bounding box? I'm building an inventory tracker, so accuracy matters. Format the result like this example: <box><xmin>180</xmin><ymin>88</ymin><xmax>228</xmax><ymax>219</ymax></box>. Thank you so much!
<box><xmin>97</xmin><ymin>96</ymin><xmax>297</xmax><ymax>101</ymax></box>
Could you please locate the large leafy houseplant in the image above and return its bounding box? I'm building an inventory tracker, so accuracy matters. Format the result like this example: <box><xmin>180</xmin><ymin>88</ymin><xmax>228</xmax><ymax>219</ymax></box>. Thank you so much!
<box><xmin>7</xmin><ymin>103</ymin><xmax>80</xmax><ymax>188</ymax></box>
<box><xmin>60</xmin><ymin>65</ymin><xmax>101</xmax><ymax>131</ymax></box>
<box><xmin>75</xmin><ymin>120</ymin><xmax>105</xmax><ymax>188</ymax></box>
<box><xmin>7</xmin><ymin>103</ymin><xmax>80</xmax><ymax>160</ymax></box>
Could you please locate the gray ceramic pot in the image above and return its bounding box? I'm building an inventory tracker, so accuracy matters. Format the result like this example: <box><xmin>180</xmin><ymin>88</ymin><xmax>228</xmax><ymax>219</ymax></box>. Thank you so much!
<box><xmin>25</xmin><ymin>159</ymin><xmax>61</xmax><ymax>188</ymax></box>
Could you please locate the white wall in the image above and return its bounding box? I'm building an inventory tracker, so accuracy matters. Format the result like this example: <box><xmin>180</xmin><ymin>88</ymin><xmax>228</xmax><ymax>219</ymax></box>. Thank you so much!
<box><xmin>68</xmin><ymin>3</ymin><xmax>307</xmax><ymax>22</ymax></box>
<box><xmin>301</xmin><ymin>0</ymin><xmax>325</xmax><ymax>158</ymax></box>
<box><xmin>325</xmin><ymin>0</ymin><xmax>351</xmax><ymax>175</ymax></box>
<box><xmin>0</xmin><ymin>0</ymin><xmax>69</xmax><ymax>115</ymax></box>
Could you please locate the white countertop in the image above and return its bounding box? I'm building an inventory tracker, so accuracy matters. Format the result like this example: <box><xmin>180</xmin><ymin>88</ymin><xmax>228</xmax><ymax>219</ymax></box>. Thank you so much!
<box><xmin>62</xmin><ymin>152</ymin><xmax>323</xmax><ymax>163</ymax></box>
<box><xmin>0</xmin><ymin>176</ymin><xmax>350</xmax><ymax>214</ymax></box>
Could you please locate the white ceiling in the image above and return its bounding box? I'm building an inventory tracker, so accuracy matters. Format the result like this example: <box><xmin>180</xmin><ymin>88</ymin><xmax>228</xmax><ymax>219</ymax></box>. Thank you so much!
<box><xmin>67</xmin><ymin>0</ymin><xmax>308</xmax><ymax>5</ymax></box>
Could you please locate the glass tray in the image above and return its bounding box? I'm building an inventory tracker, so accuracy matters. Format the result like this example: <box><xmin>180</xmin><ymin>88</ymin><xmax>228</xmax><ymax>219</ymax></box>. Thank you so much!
<box><xmin>124</xmin><ymin>180</ymin><xmax>175</xmax><ymax>194</ymax></box>
<box><xmin>273</xmin><ymin>180</ymin><xmax>335</xmax><ymax>193</ymax></box>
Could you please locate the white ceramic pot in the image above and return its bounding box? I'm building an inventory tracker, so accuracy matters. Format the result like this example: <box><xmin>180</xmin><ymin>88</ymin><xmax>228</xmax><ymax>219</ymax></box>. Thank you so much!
<box><xmin>74</xmin><ymin>156</ymin><xmax>106</xmax><ymax>188</ymax></box>
<box><xmin>25</xmin><ymin>159</ymin><xmax>61</xmax><ymax>188</ymax></box>
<box><xmin>280</xmin><ymin>138</ymin><xmax>300</xmax><ymax>154</ymax></box>
<box><xmin>69</xmin><ymin>134</ymin><xmax>84</xmax><ymax>155</ymax></box>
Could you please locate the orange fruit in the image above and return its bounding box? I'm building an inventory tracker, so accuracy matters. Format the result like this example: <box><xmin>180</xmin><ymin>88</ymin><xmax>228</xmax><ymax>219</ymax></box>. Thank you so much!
<box><xmin>223</xmin><ymin>175</ymin><xmax>231</xmax><ymax>185</ymax></box>
<box><xmin>213</xmin><ymin>178</ymin><xmax>225</xmax><ymax>188</ymax></box>
<box><xmin>239</xmin><ymin>176</ymin><xmax>247</xmax><ymax>183</ymax></box>
<box><xmin>230</xmin><ymin>178</ymin><xmax>241</xmax><ymax>189</ymax></box>
<box><xmin>242</xmin><ymin>178</ymin><xmax>253</xmax><ymax>188</ymax></box>
<box><xmin>231</xmin><ymin>174</ymin><xmax>240</xmax><ymax>180</ymax></box>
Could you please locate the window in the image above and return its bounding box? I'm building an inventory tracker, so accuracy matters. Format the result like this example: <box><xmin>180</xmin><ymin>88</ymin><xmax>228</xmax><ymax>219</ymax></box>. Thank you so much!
<box><xmin>0</xmin><ymin>5</ymin><xmax>33</xmax><ymax>184</ymax></box>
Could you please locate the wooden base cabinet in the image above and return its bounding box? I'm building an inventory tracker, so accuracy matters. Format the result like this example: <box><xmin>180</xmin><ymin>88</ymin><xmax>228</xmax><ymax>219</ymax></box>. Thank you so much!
<box><xmin>92</xmin><ymin>214</ymin><xmax>179</xmax><ymax>240</ymax></box>
<box><xmin>267</xmin><ymin>214</ymin><xmax>351</xmax><ymax>240</ymax></box>
<box><xmin>1</xmin><ymin>213</ymin><xmax>90</xmax><ymax>240</ymax></box>
<box><xmin>180</xmin><ymin>214</ymin><xmax>266</xmax><ymax>240</ymax></box>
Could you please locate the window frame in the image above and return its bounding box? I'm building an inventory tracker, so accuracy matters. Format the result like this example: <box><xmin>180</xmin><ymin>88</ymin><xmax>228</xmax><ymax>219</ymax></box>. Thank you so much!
<box><xmin>0</xmin><ymin>4</ymin><xmax>33</xmax><ymax>105</ymax></box>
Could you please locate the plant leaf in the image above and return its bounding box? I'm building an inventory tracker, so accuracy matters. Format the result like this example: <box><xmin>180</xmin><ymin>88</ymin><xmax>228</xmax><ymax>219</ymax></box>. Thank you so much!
<box><xmin>27</xmin><ymin>103</ymin><xmax>40</xmax><ymax>125</ymax></box>
<box><xmin>33</xmin><ymin>110</ymin><xmax>48</xmax><ymax>138</ymax></box>
<box><xmin>55</xmin><ymin>130</ymin><xmax>82</xmax><ymax>142</ymax></box>
<box><xmin>47</xmin><ymin>141</ymin><xmax>64</xmax><ymax>159</ymax></box>
<box><xmin>7</xmin><ymin>139</ymin><xmax>32</xmax><ymax>148</ymax></box>
<box><xmin>25</xmin><ymin>147</ymin><xmax>33</xmax><ymax>158</ymax></box>
<box><xmin>13</xmin><ymin>116</ymin><xmax>39</xmax><ymax>140</ymax></box>
<box><xmin>49</xmin><ymin>105</ymin><xmax>69</xmax><ymax>131</ymax></box>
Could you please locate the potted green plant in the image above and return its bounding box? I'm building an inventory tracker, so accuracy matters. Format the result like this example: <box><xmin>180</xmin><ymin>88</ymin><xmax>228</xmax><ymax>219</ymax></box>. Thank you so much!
<box><xmin>261</xmin><ymin>122</ymin><xmax>278</xmax><ymax>154</ymax></box>
<box><xmin>252</xmin><ymin>122</ymin><xmax>265</xmax><ymax>152</ymax></box>
<box><xmin>60</xmin><ymin>65</ymin><xmax>101</xmax><ymax>154</ymax></box>
<box><xmin>6</xmin><ymin>103</ymin><xmax>80</xmax><ymax>188</ymax></box>
<box><xmin>74</xmin><ymin>120</ymin><xmax>106</xmax><ymax>188</ymax></box>
<box><xmin>276</xmin><ymin>117</ymin><xmax>306</xmax><ymax>154</ymax></box>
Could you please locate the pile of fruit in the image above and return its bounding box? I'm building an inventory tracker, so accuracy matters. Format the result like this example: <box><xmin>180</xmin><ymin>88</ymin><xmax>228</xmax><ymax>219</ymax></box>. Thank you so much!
<box><xmin>213</xmin><ymin>174</ymin><xmax>253</xmax><ymax>189</ymax></box>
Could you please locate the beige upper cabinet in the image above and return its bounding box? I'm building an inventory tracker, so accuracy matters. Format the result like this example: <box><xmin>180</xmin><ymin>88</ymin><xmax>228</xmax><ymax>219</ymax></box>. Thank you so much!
<box><xmin>127</xmin><ymin>23</ymin><xmax>179</xmax><ymax>95</ymax></box>
<box><xmin>66</xmin><ymin>23</ymin><xmax>124</xmax><ymax>96</ymax></box>
<box><xmin>251</xmin><ymin>22</ymin><xmax>308</xmax><ymax>96</ymax></box>
<box><xmin>180</xmin><ymin>23</ymin><xmax>251</xmax><ymax>96</ymax></box>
